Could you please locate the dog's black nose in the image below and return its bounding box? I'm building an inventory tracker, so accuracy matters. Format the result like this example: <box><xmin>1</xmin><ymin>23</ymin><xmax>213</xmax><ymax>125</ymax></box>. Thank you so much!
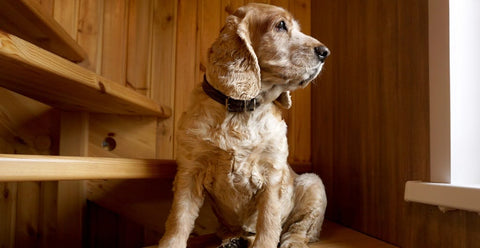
<box><xmin>314</xmin><ymin>46</ymin><xmax>330</xmax><ymax>62</ymax></box>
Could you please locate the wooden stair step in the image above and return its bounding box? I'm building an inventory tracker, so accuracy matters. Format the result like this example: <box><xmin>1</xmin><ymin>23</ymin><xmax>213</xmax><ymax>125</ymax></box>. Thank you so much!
<box><xmin>0</xmin><ymin>154</ymin><xmax>177</xmax><ymax>181</ymax></box>
<box><xmin>0</xmin><ymin>0</ymin><xmax>86</xmax><ymax>62</ymax></box>
<box><xmin>0</xmin><ymin>31</ymin><xmax>171</xmax><ymax>117</ymax></box>
<box><xmin>144</xmin><ymin>221</ymin><xmax>398</xmax><ymax>248</ymax></box>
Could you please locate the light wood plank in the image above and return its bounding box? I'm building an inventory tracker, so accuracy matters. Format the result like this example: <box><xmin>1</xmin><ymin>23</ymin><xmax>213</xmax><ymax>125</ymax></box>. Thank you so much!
<box><xmin>0</xmin><ymin>31</ymin><xmax>171</xmax><ymax>117</ymax></box>
<box><xmin>101</xmin><ymin>0</ymin><xmax>128</xmax><ymax>84</ymax></box>
<box><xmin>126</xmin><ymin>0</ymin><xmax>152</xmax><ymax>95</ymax></box>
<box><xmin>53</xmin><ymin>0</ymin><xmax>79</xmax><ymax>39</ymax></box>
<box><xmin>150</xmin><ymin>0</ymin><xmax>177</xmax><ymax>159</ymax></box>
<box><xmin>77</xmin><ymin>0</ymin><xmax>103</xmax><ymax>72</ymax></box>
<box><xmin>0</xmin><ymin>0</ymin><xmax>86</xmax><ymax>61</ymax></box>
<box><xmin>0</xmin><ymin>155</ymin><xmax>177</xmax><ymax>181</ymax></box>
<box><xmin>88</xmin><ymin>114</ymin><xmax>156</xmax><ymax>159</ymax></box>
<box><xmin>174</xmin><ymin>0</ymin><xmax>198</xmax><ymax>158</ymax></box>
<box><xmin>57</xmin><ymin>111</ymin><xmax>88</xmax><ymax>248</ymax></box>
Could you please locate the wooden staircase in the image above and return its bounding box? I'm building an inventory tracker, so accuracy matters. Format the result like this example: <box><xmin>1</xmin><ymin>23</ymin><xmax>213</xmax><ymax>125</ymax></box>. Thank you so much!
<box><xmin>0</xmin><ymin>0</ymin><xmax>173</xmax><ymax>182</ymax></box>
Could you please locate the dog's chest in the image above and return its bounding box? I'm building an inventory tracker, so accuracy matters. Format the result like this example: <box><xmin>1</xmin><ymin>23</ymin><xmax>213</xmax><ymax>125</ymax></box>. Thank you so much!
<box><xmin>199</xmin><ymin>110</ymin><xmax>287</xmax><ymax>218</ymax></box>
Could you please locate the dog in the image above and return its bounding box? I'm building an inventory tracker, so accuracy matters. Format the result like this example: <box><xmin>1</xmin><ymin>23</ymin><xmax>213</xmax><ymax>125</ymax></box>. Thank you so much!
<box><xmin>158</xmin><ymin>3</ymin><xmax>329</xmax><ymax>248</ymax></box>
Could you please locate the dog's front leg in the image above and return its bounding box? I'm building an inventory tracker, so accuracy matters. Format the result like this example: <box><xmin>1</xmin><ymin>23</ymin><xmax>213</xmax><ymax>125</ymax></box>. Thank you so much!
<box><xmin>252</xmin><ymin>184</ymin><xmax>282</xmax><ymax>248</ymax></box>
<box><xmin>158</xmin><ymin>169</ymin><xmax>205</xmax><ymax>248</ymax></box>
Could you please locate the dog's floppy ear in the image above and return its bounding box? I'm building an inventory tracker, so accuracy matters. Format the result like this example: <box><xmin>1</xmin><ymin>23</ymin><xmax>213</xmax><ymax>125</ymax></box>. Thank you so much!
<box><xmin>206</xmin><ymin>8</ymin><xmax>261</xmax><ymax>100</ymax></box>
<box><xmin>275</xmin><ymin>91</ymin><xmax>292</xmax><ymax>109</ymax></box>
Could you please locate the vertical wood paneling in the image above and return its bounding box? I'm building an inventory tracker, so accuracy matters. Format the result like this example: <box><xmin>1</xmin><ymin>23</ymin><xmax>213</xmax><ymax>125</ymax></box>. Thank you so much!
<box><xmin>126</xmin><ymin>0</ymin><xmax>152</xmax><ymax>95</ymax></box>
<box><xmin>270</xmin><ymin>0</ymin><xmax>288</xmax><ymax>9</ymax></box>
<box><xmin>198</xmin><ymin>0</ymin><xmax>222</xmax><ymax>85</ymax></box>
<box><xmin>101</xmin><ymin>0</ymin><xmax>128</xmax><ymax>84</ymax></box>
<box><xmin>57</xmin><ymin>112</ymin><xmax>89</xmax><ymax>248</ymax></box>
<box><xmin>287</xmin><ymin>0</ymin><xmax>311</xmax><ymax>165</ymax></box>
<box><xmin>174</xmin><ymin>0</ymin><xmax>198</xmax><ymax>158</ymax></box>
<box><xmin>15</xmin><ymin>182</ymin><xmax>40</xmax><ymax>247</ymax></box>
<box><xmin>53</xmin><ymin>0</ymin><xmax>79</xmax><ymax>39</ymax></box>
<box><xmin>34</xmin><ymin>0</ymin><xmax>55</xmax><ymax>16</ymax></box>
<box><xmin>0</xmin><ymin>183</ymin><xmax>17</xmax><ymax>248</ymax></box>
<box><xmin>150</xmin><ymin>0</ymin><xmax>177</xmax><ymax>159</ymax></box>
<box><xmin>77</xmin><ymin>0</ymin><xmax>103</xmax><ymax>72</ymax></box>
<box><xmin>221</xmin><ymin>0</ymin><xmax>245</xmax><ymax>22</ymax></box>
<box><xmin>39</xmin><ymin>182</ymin><xmax>58</xmax><ymax>248</ymax></box>
<box><xmin>311</xmin><ymin>0</ymin><xmax>479</xmax><ymax>247</ymax></box>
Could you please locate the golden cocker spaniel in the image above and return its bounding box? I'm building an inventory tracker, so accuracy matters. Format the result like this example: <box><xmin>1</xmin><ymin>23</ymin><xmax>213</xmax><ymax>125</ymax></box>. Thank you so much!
<box><xmin>159</xmin><ymin>3</ymin><xmax>330</xmax><ymax>248</ymax></box>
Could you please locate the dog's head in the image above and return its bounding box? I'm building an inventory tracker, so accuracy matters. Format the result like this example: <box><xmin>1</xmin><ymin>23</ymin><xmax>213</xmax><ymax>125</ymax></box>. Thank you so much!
<box><xmin>206</xmin><ymin>3</ymin><xmax>329</xmax><ymax>109</ymax></box>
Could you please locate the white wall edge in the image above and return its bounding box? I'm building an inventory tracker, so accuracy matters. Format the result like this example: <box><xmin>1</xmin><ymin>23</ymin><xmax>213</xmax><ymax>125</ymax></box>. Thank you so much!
<box><xmin>405</xmin><ymin>181</ymin><xmax>480</xmax><ymax>214</ymax></box>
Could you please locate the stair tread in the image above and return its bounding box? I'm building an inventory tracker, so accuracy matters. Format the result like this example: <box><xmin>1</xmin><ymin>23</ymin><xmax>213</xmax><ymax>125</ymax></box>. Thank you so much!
<box><xmin>0</xmin><ymin>154</ymin><xmax>177</xmax><ymax>181</ymax></box>
<box><xmin>0</xmin><ymin>31</ymin><xmax>171</xmax><ymax>117</ymax></box>
<box><xmin>0</xmin><ymin>0</ymin><xmax>86</xmax><ymax>62</ymax></box>
<box><xmin>144</xmin><ymin>221</ymin><xmax>398</xmax><ymax>248</ymax></box>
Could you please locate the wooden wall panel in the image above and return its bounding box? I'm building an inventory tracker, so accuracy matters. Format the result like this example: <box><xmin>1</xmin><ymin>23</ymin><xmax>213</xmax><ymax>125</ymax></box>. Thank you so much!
<box><xmin>14</xmin><ymin>182</ymin><xmax>40</xmax><ymax>247</ymax></box>
<box><xmin>34</xmin><ymin>0</ymin><xmax>55</xmax><ymax>16</ymax></box>
<box><xmin>312</xmin><ymin>0</ymin><xmax>480</xmax><ymax>247</ymax></box>
<box><xmin>101</xmin><ymin>0</ymin><xmax>128</xmax><ymax>84</ymax></box>
<box><xmin>77</xmin><ymin>0</ymin><xmax>103</xmax><ymax>72</ymax></box>
<box><xmin>126</xmin><ymin>0</ymin><xmax>152</xmax><ymax>95</ymax></box>
<box><xmin>0</xmin><ymin>183</ymin><xmax>17</xmax><ymax>248</ymax></box>
<box><xmin>150</xmin><ymin>0</ymin><xmax>177</xmax><ymax>159</ymax></box>
<box><xmin>88</xmin><ymin>114</ymin><xmax>156</xmax><ymax>159</ymax></box>
<box><xmin>287</xmin><ymin>0</ymin><xmax>312</xmax><ymax>165</ymax></box>
<box><xmin>53</xmin><ymin>0</ymin><xmax>79</xmax><ymax>39</ymax></box>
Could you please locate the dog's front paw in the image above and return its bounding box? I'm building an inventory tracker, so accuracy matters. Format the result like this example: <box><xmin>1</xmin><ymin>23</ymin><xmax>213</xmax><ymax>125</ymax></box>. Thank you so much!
<box><xmin>217</xmin><ymin>237</ymin><xmax>249</xmax><ymax>248</ymax></box>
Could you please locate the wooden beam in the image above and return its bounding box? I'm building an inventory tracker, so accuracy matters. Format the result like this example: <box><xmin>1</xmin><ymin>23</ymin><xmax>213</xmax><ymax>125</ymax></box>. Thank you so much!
<box><xmin>0</xmin><ymin>0</ymin><xmax>86</xmax><ymax>62</ymax></box>
<box><xmin>0</xmin><ymin>31</ymin><xmax>171</xmax><ymax>117</ymax></box>
<box><xmin>0</xmin><ymin>155</ymin><xmax>177</xmax><ymax>181</ymax></box>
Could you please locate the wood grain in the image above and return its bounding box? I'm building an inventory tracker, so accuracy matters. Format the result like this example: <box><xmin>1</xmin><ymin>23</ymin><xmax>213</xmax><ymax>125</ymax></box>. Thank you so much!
<box><xmin>126</xmin><ymin>0</ymin><xmax>152</xmax><ymax>95</ymax></box>
<box><xmin>0</xmin><ymin>183</ymin><xmax>17</xmax><ymax>248</ymax></box>
<box><xmin>174</xmin><ymin>0</ymin><xmax>198</xmax><ymax>158</ymax></box>
<box><xmin>77</xmin><ymin>0</ymin><xmax>103</xmax><ymax>71</ymax></box>
<box><xmin>287</xmin><ymin>0</ymin><xmax>312</xmax><ymax>165</ymax></box>
<box><xmin>0</xmin><ymin>155</ymin><xmax>177</xmax><ymax>181</ymax></box>
<box><xmin>310</xmin><ymin>0</ymin><xmax>479</xmax><ymax>247</ymax></box>
<box><xmin>56</xmin><ymin>112</ymin><xmax>88</xmax><ymax>248</ymax></box>
<box><xmin>0</xmin><ymin>31</ymin><xmax>171</xmax><ymax>117</ymax></box>
<box><xmin>53</xmin><ymin>0</ymin><xmax>79</xmax><ymax>39</ymax></box>
<box><xmin>88</xmin><ymin>114</ymin><xmax>156</xmax><ymax>159</ymax></box>
<box><xmin>101</xmin><ymin>0</ymin><xmax>128</xmax><ymax>84</ymax></box>
<box><xmin>0</xmin><ymin>0</ymin><xmax>86</xmax><ymax>61</ymax></box>
<box><xmin>150</xmin><ymin>0</ymin><xmax>177</xmax><ymax>159</ymax></box>
<box><xmin>15</xmin><ymin>182</ymin><xmax>40</xmax><ymax>247</ymax></box>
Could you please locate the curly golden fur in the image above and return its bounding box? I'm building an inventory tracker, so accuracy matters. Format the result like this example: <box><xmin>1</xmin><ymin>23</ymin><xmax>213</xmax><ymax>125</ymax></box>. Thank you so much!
<box><xmin>158</xmin><ymin>3</ymin><xmax>329</xmax><ymax>248</ymax></box>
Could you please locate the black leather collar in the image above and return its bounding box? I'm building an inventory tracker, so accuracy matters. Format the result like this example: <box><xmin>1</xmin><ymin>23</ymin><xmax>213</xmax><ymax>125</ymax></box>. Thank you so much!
<box><xmin>202</xmin><ymin>75</ymin><xmax>260</xmax><ymax>112</ymax></box>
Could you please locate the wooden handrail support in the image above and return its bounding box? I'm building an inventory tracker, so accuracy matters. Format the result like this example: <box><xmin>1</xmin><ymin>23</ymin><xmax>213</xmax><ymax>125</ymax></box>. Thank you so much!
<box><xmin>0</xmin><ymin>31</ymin><xmax>171</xmax><ymax>117</ymax></box>
<box><xmin>0</xmin><ymin>0</ymin><xmax>87</xmax><ymax>61</ymax></box>
<box><xmin>0</xmin><ymin>154</ymin><xmax>177</xmax><ymax>181</ymax></box>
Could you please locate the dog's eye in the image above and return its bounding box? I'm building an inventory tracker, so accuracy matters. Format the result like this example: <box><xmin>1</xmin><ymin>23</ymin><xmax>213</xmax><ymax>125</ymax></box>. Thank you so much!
<box><xmin>276</xmin><ymin>20</ymin><xmax>288</xmax><ymax>32</ymax></box>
